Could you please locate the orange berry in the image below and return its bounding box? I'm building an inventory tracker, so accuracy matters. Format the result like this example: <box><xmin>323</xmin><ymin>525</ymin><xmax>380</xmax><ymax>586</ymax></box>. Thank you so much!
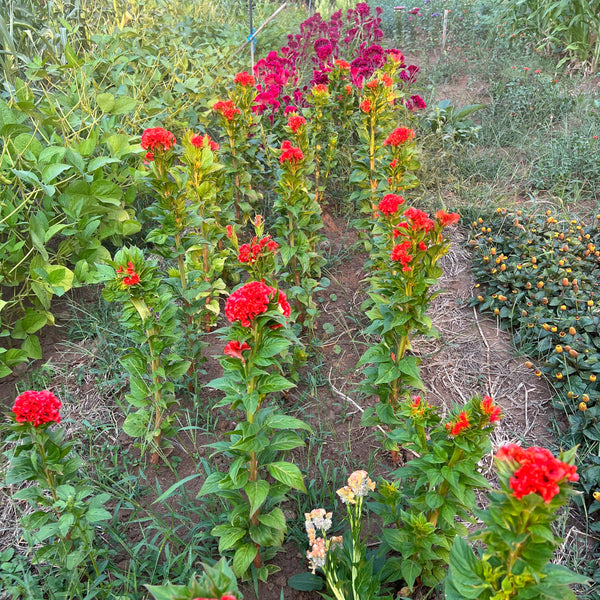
<box><xmin>579</xmin><ymin>402</ymin><xmax>587</xmax><ymax>412</ymax></box>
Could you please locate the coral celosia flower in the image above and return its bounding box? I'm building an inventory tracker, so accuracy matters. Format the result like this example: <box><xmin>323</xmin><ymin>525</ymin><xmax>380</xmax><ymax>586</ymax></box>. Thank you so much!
<box><xmin>191</xmin><ymin>133</ymin><xmax>219</xmax><ymax>151</ymax></box>
<box><xmin>225</xmin><ymin>281</ymin><xmax>290</xmax><ymax>327</ymax></box>
<box><xmin>390</xmin><ymin>241</ymin><xmax>413</xmax><ymax>271</ymax></box>
<box><xmin>360</xmin><ymin>99</ymin><xmax>372</xmax><ymax>113</ymax></box>
<box><xmin>436</xmin><ymin>210</ymin><xmax>460</xmax><ymax>227</ymax></box>
<box><xmin>288</xmin><ymin>114</ymin><xmax>307</xmax><ymax>133</ymax></box>
<box><xmin>496</xmin><ymin>444</ymin><xmax>578</xmax><ymax>503</ymax></box>
<box><xmin>404</xmin><ymin>207</ymin><xmax>434</xmax><ymax>232</ymax></box>
<box><xmin>445</xmin><ymin>411</ymin><xmax>470</xmax><ymax>436</ymax></box>
<box><xmin>378</xmin><ymin>193</ymin><xmax>404</xmax><ymax>216</ymax></box>
<box><xmin>312</xmin><ymin>84</ymin><xmax>329</xmax><ymax>96</ymax></box>
<box><xmin>384</xmin><ymin>126</ymin><xmax>415</xmax><ymax>146</ymax></box>
<box><xmin>382</xmin><ymin>74</ymin><xmax>393</xmax><ymax>87</ymax></box>
<box><xmin>141</xmin><ymin>127</ymin><xmax>176</xmax><ymax>162</ymax></box>
<box><xmin>13</xmin><ymin>390</ymin><xmax>62</xmax><ymax>427</ymax></box>
<box><xmin>234</xmin><ymin>71</ymin><xmax>255</xmax><ymax>86</ymax></box>
<box><xmin>237</xmin><ymin>236</ymin><xmax>278</xmax><ymax>263</ymax></box>
<box><xmin>213</xmin><ymin>100</ymin><xmax>241</xmax><ymax>121</ymax></box>
<box><xmin>118</xmin><ymin>260</ymin><xmax>140</xmax><ymax>286</ymax></box>
<box><xmin>280</xmin><ymin>140</ymin><xmax>304</xmax><ymax>164</ymax></box>
<box><xmin>481</xmin><ymin>395</ymin><xmax>501</xmax><ymax>423</ymax></box>
<box><xmin>224</xmin><ymin>340</ymin><xmax>251</xmax><ymax>362</ymax></box>
<box><xmin>335</xmin><ymin>59</ymin><xmax>350</xmax><ymax>69</ymax></box>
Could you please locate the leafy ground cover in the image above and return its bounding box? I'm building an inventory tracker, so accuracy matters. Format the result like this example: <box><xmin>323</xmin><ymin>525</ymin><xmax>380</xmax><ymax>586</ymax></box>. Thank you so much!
<box><xmin>1</xmin><ymin>0</ymin><xmax>600</xmax><ymax>599</ymax></box>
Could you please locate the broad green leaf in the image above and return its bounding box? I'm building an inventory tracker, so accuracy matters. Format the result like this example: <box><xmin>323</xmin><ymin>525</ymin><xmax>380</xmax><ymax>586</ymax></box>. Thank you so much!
<box><xmin>96</xmin><ymin>93</ymin><xmax>115</xmax><ymax>113</ymax></box>
<box><xmin>41</xmin><ymin>163</ymin><xmax>71</xmax><ymax>184</ymax></box>
<box><xmin>267</xmin><ymin>461</ymin><xmax>306</xmax><ymax>492</ymax></box>
<box><xmin>245</xmin><ymin>479</ymin><xmax>269</xmax><ymax>517</ymax></box>
<box><xmin>232</xmin><ymin>543</ymin><xmax>258</xmax><ymax>576</ymax></box>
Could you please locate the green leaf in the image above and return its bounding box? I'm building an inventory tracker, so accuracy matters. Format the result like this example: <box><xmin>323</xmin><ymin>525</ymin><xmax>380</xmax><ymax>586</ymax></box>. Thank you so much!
<box><xmin>112</xmin><ymin>96</ymin><xmax>137</xmax><ymax>115</ymax></box>
<box><xmin>401</xmin><ymin>559</ymin><xmax>422</xmax><ymax>590</ymax></box>
<box><xmin>87</xmin><ymin>156</ymin><xmax>120</xmax><ymax>172</ymax></box>
<box><xmin>197</xmin><ymin>472</ymin><xmax>226</xmax><ymax>497</ymax></box>
<box><xmin>232</xmin><ymin>543</ymin><xmax>258</xmax><ymax>576</ymax></box>
<box><xmin>21</xmin><ymin>335</ymin><xmax>42</xmax><ymax>359</ymax></box>
<box><xmin>58</xmin><ymin>512</ymin><xmax>75</xmax><ymax>537</ymax></box>
<box><xmin>41</xmin><ymin>163</ymin><xmax>72</xmax><ymax>184</ymax></box>
<box><xmin>85</xmin><ymin>507</ymin><xmax>112</xmax><ymax>523</ymax></box>
<box><xmin>245</xmin><ymin>479</ymin><xmax>270</xmax><ymax>517</ymax></box>
<box><xmin>259</xmin><ymin>374</ymin><xmax>295</xmax><ymax>394</ymax></box>
<box><xmin>288</xmin><ymin>572</ymin><xmax>324</xmax><ymax>591</ymax></box>
<box><xmin>153</xmin><ymin>473</ymin><xmax>203</xmax><ymax>504</ymax></box>
<box><xmin>213</xmin><ymin>525</ymin><xmax>247</xmax><ymax>553</ymax></box>
<box><xmin>257</xmin><ymin>507</ymin><xmax>286</xmax><ymax>530</ymax></box>
<box><xmin>122</xmin><ymin>410</ymin><xmax>150</xmax><ymax>438</ymax></box>
<box><xmin>267</xmin><ymin>461</ymin><xmax>306</xmax><ymax>492</ymax></box>
<box><xmin>269</xmin><ymin>430</ymin><xmax>305</xmax><ymax>451</ymax></box>
<box><xmin>18</xmin><ymin>310</ymin><xmax>47</xmax><ymax>335</ymax></box>
<box><xmin>265</xmin><ymin>413</ymin><xmax>312</xmax><ymax>432</ymax></box>
<box><xmin>96</xmin><ymin>93</ymin><xmax>115</xmax><ymax>113</ymax></box>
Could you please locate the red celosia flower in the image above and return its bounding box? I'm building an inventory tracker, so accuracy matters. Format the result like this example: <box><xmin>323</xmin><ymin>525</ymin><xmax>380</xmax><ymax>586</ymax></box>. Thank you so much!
<box><xmin>496</xmin><ymin>444</ymin><xmax>578</xmax><ymax>503</ymax></box>
<box><xmin>366</xmin><ymin>80</ymin><xmax>379</xmax><ymax>89</ymax></box>
<box><xmin>191</xmin><ymin>133</ymin><xmax>219</xmax><ymax>151</ymax></box>
<box><xmin>384</xmin><ymin>126</ymin><xmax>415</xmax><ymax>146</ymax></box>
<box><xmin>418</xmin><ymin>241</ymin><xmax>427</xmax><ymax>251</ymax></box>
<box><xmin>382</xmin><ymin>74</ymin><xmax>393</xmax><ymax>87</ymax></box>
<box><xmin>360</xmin><ymin>99</ymin><xmax>372</xmax><ymax>113</ymax></box>
<box><xmin>312</xmin><ymin>84</ymin><xmax>328</xmax><ymax>95</ymax></box>
<box><xmin>238</xmin><ymin>236</ymin><xmax>279</xmax><ymax>263</ymax></box>
<box><xmin>404</xmin><ymin>207</ymin><xmax>434</xmax><ymax>232</ymax></box>
<box><xmin>213</xmin><ymin>100</ymin><xmax>241</xmax><ymax>121</ymax></box>
<box><xmin>390</xmin><ymin>241</ymin><xmax>413</xmax><ymax>271</ymax></box>
<box><xmin>280</xmin><ymin>140</ymin><xmax>304</xmax><ymax>164</ymax></box>
<box><xmin>378</xmin><ymin>193</ymin><xmax>404</xmax><ymax>216</ymax></box>
<box><xmin>345</xmin><ymin>85</ymin><xmax>352</xmax><ymax>95</ymax></box>
<box><xmin>288</xmin><ymin>115</ymin><xmax>307</xmax><ymax>133</ymax></box>
<box><xmin>141</xmin><ymin>128</ymin><xmax>176</xmax><ymax>161</ymax></box>
<box><xmin>12</xmin><ymin>390</ymin><xmax>62</xmax><ymax>427</ymax></box>
<box><xmin>224</xmin><ymin>340</ymin><xmax>251</xmax><ymax>361</ymax></box>
<box><xmin>119</xmin><ymin>260</ymin><xmax>140</xmax><ymax>286</ymax></box>
<box><xmin>390</xmin><ymin>158</ymin><xmax>398</xmax><ymax>168</ymax></box>
<box><xmin>445</xmin><ymin>411</ymin><xmax>470</xmax><ymax>436</ymax></box>
<box><xmin>123</xmin><ymin>273</ymin><xmax>140</xmax><ymax>286</ymax></box>
<box><xmin>435</xmin><ymin>210</ymin><xmax>460</xmax><ymax>227</ymax></box>
<box><xmin>393</xmin><ymin>222</ymin><xmax>409</xmax><ymax>238</ymax></box>
<box><xmin>226</xmin><ymin>225</ymin><xmax>233</xmax><ymax>238</ymax></box>
<box><xmin>225</xmin><ymin>281</ymin><xmax>289</xmax><ymax>327</ymax></box>
<box><xmin>481</xmin><ymin>395</ymin><xmax>501</xmax><ymax>423</ymax></box>
<box><xmin>221</xmin><ymin>596</ymin><xmax>237</xmax><ymax>600</ymax></box>
<box><xmin>234</xmin><ymin>71</ymin><xmax>255</xmax><ymax>86</ymax></box>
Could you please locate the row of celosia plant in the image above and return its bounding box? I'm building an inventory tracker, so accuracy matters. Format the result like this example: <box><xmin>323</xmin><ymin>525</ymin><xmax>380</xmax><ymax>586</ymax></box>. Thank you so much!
<box><xmin>4</xmin><ymin>389</ymin><xmax>586</xmax><ymax>599</ymax></box>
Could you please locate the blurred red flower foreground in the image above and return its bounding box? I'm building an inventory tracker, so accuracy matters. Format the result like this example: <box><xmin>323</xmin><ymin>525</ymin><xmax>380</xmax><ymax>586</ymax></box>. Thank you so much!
<box><xmin>497</xmin><ymin>444</ymin><xmax>578</xmax><ymax>503</ymax></box>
